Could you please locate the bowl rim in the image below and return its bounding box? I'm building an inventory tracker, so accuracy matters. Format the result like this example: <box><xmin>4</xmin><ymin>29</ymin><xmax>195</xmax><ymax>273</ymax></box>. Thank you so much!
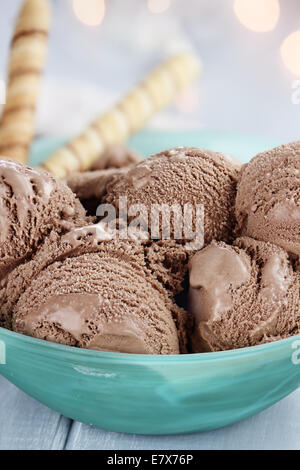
<box><xmin>1</xmin><ymin>326</ymin><xmax>300</xmax><ymax>364</ymax></box>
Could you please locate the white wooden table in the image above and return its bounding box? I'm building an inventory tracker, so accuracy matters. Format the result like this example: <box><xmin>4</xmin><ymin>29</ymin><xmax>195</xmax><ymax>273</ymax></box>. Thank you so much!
<box><xmin>1</xmin><ymin>376</ymin><xmax>300</xmax><ymax>450</ymax></box>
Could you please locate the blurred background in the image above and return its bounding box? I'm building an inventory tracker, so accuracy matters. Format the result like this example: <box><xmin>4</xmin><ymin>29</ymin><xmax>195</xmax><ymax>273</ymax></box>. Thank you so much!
<box><xmin>0</xmin><ymin>0</ymin><xmax>299</xmax><ymax>145</ymax></box>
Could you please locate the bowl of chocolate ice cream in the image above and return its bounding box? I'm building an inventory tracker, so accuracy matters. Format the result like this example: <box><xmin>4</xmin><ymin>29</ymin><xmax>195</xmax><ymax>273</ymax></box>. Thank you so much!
<box><xmin>0</xmin><ymin>134</ymin><xmax>299</xmax><ymax>435</ymax></box>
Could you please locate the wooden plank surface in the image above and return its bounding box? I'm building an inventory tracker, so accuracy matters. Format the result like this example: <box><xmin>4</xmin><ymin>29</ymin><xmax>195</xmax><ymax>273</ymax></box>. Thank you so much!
<box><xmin>0</xmin><ymin>376</ymin><xmax>71</xmax><ymax>450</ymax></box>
<box><xmin>1</xmin><ymin>374</ymin><xmax>299</xmax><ymax>450</ymax></box>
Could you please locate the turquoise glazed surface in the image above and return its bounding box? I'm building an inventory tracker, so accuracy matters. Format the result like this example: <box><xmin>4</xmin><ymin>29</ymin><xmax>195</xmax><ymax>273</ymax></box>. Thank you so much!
<box><xmin>0</xmin><ymin>131</ymin><xmax>299</xmax><ymax>435</ymax></box>
<box><xmin>1</xmin><ymin>328</ymin><xmax>300</xmax><ymax>435</ymax></box>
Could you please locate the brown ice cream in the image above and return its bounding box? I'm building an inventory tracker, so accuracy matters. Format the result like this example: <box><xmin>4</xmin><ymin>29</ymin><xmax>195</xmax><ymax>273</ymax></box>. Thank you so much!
<box><xmin>189</xmin><ymin>237</ymin><xmax>300</xmax><ymax>352</ymax></box>
<box><xmin>91</xmin><ymin>145</ymin><xmax>142</xmax><ymax>171</ymax></box>
<box><xmin>0</xmin><ymin>159</ymin><xmax>86</xmax><ymax>282</ymax></box>
<box><xmin>66</xmin><ymin>167</ymin><xmax>127</xmax><ymax>215</ymax></box>
<box><xmin>66</xmin><ymin>146</ymin><xmax>142</xmax><ymax>215</ymax></box>
<box><xmin>236</xmin><ymin>141</ymin><xmax>300</xmax><ymax>257</ymax></box>
<box><xmin>144</xmin><ymin>240</ymin><xmax>190</xmax><ymax>295</ymax></box>
<box><xmin>4</xmin><ymin>140</ymin><xmax>300</xmax><ymax>355</ymax></box>
<box><xmin>12</xmin><ymin>225</ymin><xmax>188</xmax><ymax>354</ymax></box>
<box><xmin>105</xmin><ymin>146</ymin><xmax>241</xmax><ymax>246</ymax></box>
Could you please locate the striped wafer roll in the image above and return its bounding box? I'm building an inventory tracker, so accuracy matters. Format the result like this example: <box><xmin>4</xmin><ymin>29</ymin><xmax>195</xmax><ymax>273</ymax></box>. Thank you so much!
<box><xmin>0</xmin><ymin>0</ymin><xmax>51</xmax><ymax>163</ymax></box>
<box><xmin>41</xmin><ymin>52</ymin><xmax>202</xmax><ymax>177</ymax></box>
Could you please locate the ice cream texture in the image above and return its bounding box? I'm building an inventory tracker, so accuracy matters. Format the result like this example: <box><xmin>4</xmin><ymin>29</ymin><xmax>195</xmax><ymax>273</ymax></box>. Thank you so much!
<box><xmin>236</xmin><ymin>141</ymin><xmax>300</xmax><ymax>257</ymax></box>
<box><xmin>91</xmin><ymin>145</ymin><xmax>142</xmax><ymax>171</ymax></box>
<box><xmin>1</xmin><ymin>139</ymin><xmax>299</xmax><ymax>355</ymax></box>
<box><xmin>0</xmin><ymin>159</ymin><xmax>86</xmax><ymax>283</ymax></box>
<box><xmin>12</xmin><ymin>227</ymin><xmax>189</xmax><ymax>354</ymax></box>
<box><xmin>105</xmin><ymin>146</ymin><xmax>241</xmax><ymax>246</ymax></box>
<box><xmin>65</xmin><ymin>167</ymin><xmax>128</xmax><ymax>215</ymax></box>
<box><xmin>189</xmin><ymin>237</ymin><xmax>300</xmax><ymax>352</ymax></box>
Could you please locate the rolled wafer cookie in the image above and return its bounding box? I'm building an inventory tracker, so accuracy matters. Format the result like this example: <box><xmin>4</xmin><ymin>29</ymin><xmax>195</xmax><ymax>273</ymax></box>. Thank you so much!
<box><xmin>0</xmin><ymin>0</ymin><xmax>51</xmax><ymax>163</ymax></box>
<box><xmin>40</xmin><ymin>53</ymin><xmax>202</xmax><ymax>178</ymax></box>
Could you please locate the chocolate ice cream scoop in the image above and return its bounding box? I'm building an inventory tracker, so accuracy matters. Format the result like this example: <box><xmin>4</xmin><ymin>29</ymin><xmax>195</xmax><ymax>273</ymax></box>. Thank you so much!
<box><xmin>13</xmin><ymin>233</ymin><xmax>188</xmax><ymax>354</ymax></box>
<box><xmin>235</xmin><ymin>141</ymin><xmax>300</xmax><ymax>257</ymax></box>
<box><xmin>91</xmin><ymin>145</ymin><xmax>142</xmax><ymax>171</ymax></box>
<box><xmin>0</xmin><ymin>159</ymin><xmax>86</xmax><ymax>282</ymax></box>
<box><xmin>68</xmin><ymin>147</ymin><xmax>241</xmax><ymax>296</ymax></box>
<box><xmin>105</xmin><ymin>147</ymin><xmax>241</xmax><ymax>246</ymax></box>
<box><xmin>65</xmin><ymin>146</ymin><xmax>142</xmax><ymax>215</ymax></box>
<box><xmin>66</xmin><ymin>167</ymin><xmax>128</xmax><ymax>215</ymax></box>
<box><xmin>189</xmin><ymin>237</ymin><xmax>300</xmax><ymax>352</ymax></box>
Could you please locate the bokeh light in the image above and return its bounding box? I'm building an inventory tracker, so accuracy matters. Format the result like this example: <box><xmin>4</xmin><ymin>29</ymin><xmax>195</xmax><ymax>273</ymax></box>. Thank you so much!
<box><xmin>147</xmin><ymin>0</ymin><xmax>171</xmax><ymax>14</ymax></box>
<box><xmin>73</xmin><ymin>0</ymin><xmax>106</xmax><ymax>27</ymax></box>
<box><xmin>233</xmin><ymin>0</ymin><xmax>280</xmax><ymax>32</ymax></box>
<box><xmin>281</xmin><ymin>31</ymin><xmax>300</xmax><ymax>77</ymax></box>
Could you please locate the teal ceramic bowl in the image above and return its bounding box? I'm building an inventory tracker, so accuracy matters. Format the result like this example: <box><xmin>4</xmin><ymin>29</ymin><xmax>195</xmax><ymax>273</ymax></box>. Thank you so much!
<box><xmin>0</xmin><ymin>328</ymin><xmax>300</xmax><ymax>434</ymax></box>
<box><xmin>0</xmin><ymin>131</ymin><xmax>298</xmax><ymax>435</ymax></box>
